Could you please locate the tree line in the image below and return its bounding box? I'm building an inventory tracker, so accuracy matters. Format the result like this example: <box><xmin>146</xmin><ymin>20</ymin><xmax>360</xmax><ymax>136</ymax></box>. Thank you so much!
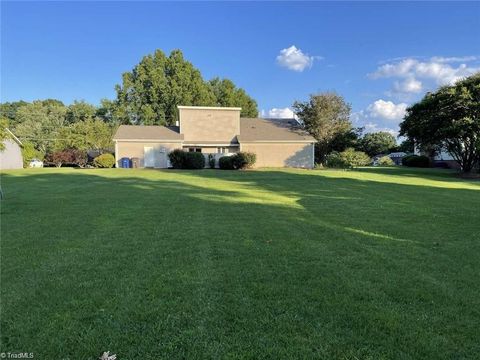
<box><xmin>292</xmin><ymin>92</ymin><xmax>412</xmax><ymax>165</ymax></box>
<box><xmin>3</xmin><ymin>47</ymin><xmax>475</xmax><ymax>172</ymax></box>
<box><xmin>293</xmin><ymin>73</ymin><xmax>479</xmax><ymax>173</ymax></box>
<box><xmin>0</xmin><ymin>49</ymin><xmax>259</xmax><ymax>164</ymax></box>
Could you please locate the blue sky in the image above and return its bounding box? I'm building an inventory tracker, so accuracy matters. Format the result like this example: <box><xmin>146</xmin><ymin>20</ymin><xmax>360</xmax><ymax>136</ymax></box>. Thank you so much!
<box><xmin>2</xmin><ymin>1</ymin><xmax>480</xmax><ymax>134</ymax></box>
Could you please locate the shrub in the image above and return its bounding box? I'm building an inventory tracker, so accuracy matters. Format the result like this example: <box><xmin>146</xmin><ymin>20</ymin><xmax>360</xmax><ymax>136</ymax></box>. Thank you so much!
<box><xmin>45</xmin><ymin>149</ymin><xmax>88</xmax><ymax>168</ymax></box>
<box><xmin>377</xmin><ymin>155</ymin><xmax>394</xmax><ymax>166</ymax></box>
<box><xmin>325</xmin><ymin>152</ymin><xmax>347</xmax><ymax>168</ymax></box>
<box><xmin>71</xmin><ymin>149</ymin><xmax>88</xmax><ymax>168</ymax></box>
<box><xmin>208</xmin><ymin>154</ymin><xmax>216</xmax><ymax>169</ymax></box>
<box><xmin>232</xmin><ymin>152</ymin><xmax>256</xmax><ymax>169</ymax></box>
<box><xmin>45</xmin><ymin>150</ymin><xmax>74</xmax><ymax>168</ymax></box>
<box><xmin>184</xmin><ymin>152</ymin><xmax>205</xmax><ymax>169</ymax></box>
<box><xmin>168</xmin><ymin>150</ymin><xmax>205</xmax><ymax>169</ymax></box>
<box><xmin>94</xmin><ymin>153</ymin><xmax>115</xmax><ymax>168</ymax></box>
<box><xmin>168</xmin><ymin>149</ymin><xmax>186</xmax><ymax>169</ymax></box>
<box><xmin>341</xmin><ymin>148</ymin><xmax>371</xmax><ymax>167</ymax></box>
<box><xmin>325</xmin><ymin>148</ymin><xmax>370</xmax><ymax>169</ymax></box>
<box><xmin>219</xmin><ymin>152</ymin><xmax>257</xmax><ymax>170</ymax></box>
<box><xmin>401</xmin><ymin>155</ymin><xmax>413</xmax><ymax>166</ymax></box>
<box><xmin>402</xmin><ymin>155</ymin><xmax>430</xmax><ymax>168</ymax></box>
<box><xmin>219</xmin><ymin>156</ymin><xmax>234</xmax><ymax>170</ymax></box>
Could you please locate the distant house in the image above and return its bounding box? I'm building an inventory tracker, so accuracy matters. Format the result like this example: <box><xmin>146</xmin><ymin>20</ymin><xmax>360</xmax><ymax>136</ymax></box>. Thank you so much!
<box><xmin>372</xmin><ymin>152</ymin><xmax>407</xmax><ymax>166</ymax></box>
<box><xmin>432</xmin><ymin>149</ymin><xmax>461</xmax><ymax>169</ymax></box>
<box><xmin>0</xmin><ymin>129</ymin><xmax>23</xmax><ymax>170</ymax></box>
<box><xmin>388</xmin><ymin>152</ymin><xmax>407</xmax><ymax>165</ymax></box>
<box><xmin>113</xmin><ymin>106</ymin><xmax>316</xmax><ymax>168</ymax></box>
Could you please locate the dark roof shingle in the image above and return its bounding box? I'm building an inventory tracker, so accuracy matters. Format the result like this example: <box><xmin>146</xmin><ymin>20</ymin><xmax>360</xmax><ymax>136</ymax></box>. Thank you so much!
<box><xmin>113</xmin><ymin>125</ymin><xmax>183</xmax><ymax>141</ymax></box>
<box><xmin>239</xmin><ymin>118</ymin><xmax>315</xmax><ymax>142</ymax></box>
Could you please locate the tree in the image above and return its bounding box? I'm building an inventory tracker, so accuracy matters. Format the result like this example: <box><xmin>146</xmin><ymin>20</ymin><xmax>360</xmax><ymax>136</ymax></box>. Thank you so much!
<box><xmin>14</xmin><ymin>101</ymin><xmax>67</xmax><ymax>154</ymax></box>
<box><xmin>55</xmin><ymin>119</ymin><xmax>114</xmax><ymax>151</ymax></box>
<box><xmin>208</xmin><ymin>78</ymin><xmax>258</xmax><ymax>117</ymax></box>
<box><xmin>330</xmin><ymin>127</ymin><xmax>363</xmax><ymax>153</ymax></box>
<box><xmin>359</xmin><ymin>131</ymin><xmax>397</xmax><ymax>156</ymax></box>
<box><xmin>397</xmin><ymin>138</ymin><xmax>415</xmax><ymax>153</ymax></box>
<box><xmin>0</xmin><ymin>118</ymin><xmax>10</xmax><ymax>151</ymax></box>
<box><xmin>114</xmin><ymin>49</ymin><xmax>258</xmax><ymax>125</ymax></box>
<box><xmin>0</xmin><ymin>101</ymin><xmax>28</xmax><ymax>127</ymax></box>
<box><xmin>65</xmin><ymin>100</ymin><xmax>97</xmax><ymax>123</ymax></box>
<box><xmin>400</xmin><ymin>73</ymin><xmax>480</xmax><ymax>173</ymax></box>
<box><xmin>293</xmin><ymin>92</ymin><xmax>352</xmax><ymax>164</ymax></box>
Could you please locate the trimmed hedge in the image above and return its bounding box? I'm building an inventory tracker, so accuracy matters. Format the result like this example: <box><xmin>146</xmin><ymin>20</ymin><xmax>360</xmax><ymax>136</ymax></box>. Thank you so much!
<box><xmin>94</xmin><ymin>153</ymin><xmax>115</xmax><ymax>168</ymax></box>
<box><xmin>168</xmin><ymin>150</ymin><xmax>205</xmax><ymax>169</ymax></box>
<box><xmin>219</xmin><ymin>156</ymin><xmax>234</xmax><ymax>170</ymax></box>
<box><xmin>184</xmin><ymin>152</ymin><xmax>205</xmax><ymax>169</ymax></box>
<box><xmin>219</xmin><ymin>152</ymin><xmax>256</xmax><ymax>170</ymax></box>
<box><xmin>233</xmin><ymin>152</ymin><xmax>256</xmax><ymax>169</ymax></box>
<box><xmin>402</xmin><ymin>155</ymin><xmax>430</xmax><ymax>168</ymax></box>
<box><xmin>168</xmin><ymin>149</ymin><xmax>186</xmax><ymax>169</ymax></box>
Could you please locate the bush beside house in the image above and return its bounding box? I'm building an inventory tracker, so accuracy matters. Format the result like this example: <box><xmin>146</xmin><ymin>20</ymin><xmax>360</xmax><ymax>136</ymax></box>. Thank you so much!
<box><xmin>402</xmin><ymin>155</ymin><xmax>430</xmax><ymax>168</ymax></box>
<box><xmin>219</xmin><ymin>152</ymin><xmax>256</xmax><ymax>170</ymax></box>
<box><xmin>93</xmin><ymin>153</ymin><xmax>115</xmax><ymax>168</ymax></box>
<box><xmin>168</xmin><ymin>150</ymin><xmax>206</xmax><ymax>169</ymax></box>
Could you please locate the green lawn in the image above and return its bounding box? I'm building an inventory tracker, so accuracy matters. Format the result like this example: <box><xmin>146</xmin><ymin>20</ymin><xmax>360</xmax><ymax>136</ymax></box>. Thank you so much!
<box><xmin>1</xmin><ymin>167</ymin><xmax>479</xmax><ymax>359</ymax></box>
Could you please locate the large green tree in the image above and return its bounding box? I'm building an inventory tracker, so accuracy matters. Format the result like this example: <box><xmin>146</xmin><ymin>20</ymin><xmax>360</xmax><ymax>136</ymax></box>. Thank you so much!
<box><xmin>114</xmin><ymin>49</ymin><xmax>258</xmax><ymax>125</ymax></box>
<box><xmin>293</xmin><ymin>92</ymin><xmax>352</xmax><ymax>164</ymax></box>
<box><xmin>14</xmin><ymin>101</ymin><xmax>67</xmax><ymax>154</ymax></box>
<box><xmin>55</xmin><ymin>119</ymin><xmax>114</xmax><ymax>151</ymax></box>
<box><xmin>0</xmin><ymin>118</ymin><xmax>10</xmax><ymax>151</ymax></box>
<box><xmin>0</xmin><ymin>101</ymin><xmax>28</xmax><ymax>126</ymax></box>
<box><xmin>208</xmin><ymin>78</ymin><xmax>258</xmax><ymax>117</ymax></box>
<box><xmin>400</xmin><ymin>73</ymin><xmax>480</xmax><ymax>173</ymax></box>
<box><xmin>359</xmin><ymin>131</ymin><xmax>397</xmax><ymax>156</ymax></box>
<box><xmin>65</xmin><ymin>100</ymin><xmax>97</xmax><ymax>123</ymax></box>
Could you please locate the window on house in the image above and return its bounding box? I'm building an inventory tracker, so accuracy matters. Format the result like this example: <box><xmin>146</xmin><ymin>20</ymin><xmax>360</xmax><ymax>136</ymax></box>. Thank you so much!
<box><xmin>189</xmin><ymin>147</ymin><xmax>202</xmax><ymax>153</ymax></box>
<box><xmin>217</xmin><ymin>147</ymin><xmax>227</xmax><ymax>154</ymax></box>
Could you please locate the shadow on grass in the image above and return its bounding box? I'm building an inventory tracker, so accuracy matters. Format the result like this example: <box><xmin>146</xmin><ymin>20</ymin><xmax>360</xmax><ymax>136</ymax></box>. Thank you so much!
<box><xmin>1</xmin><ymin>168</ymin><xmax>480</xmax><ymax>359</ymax></box>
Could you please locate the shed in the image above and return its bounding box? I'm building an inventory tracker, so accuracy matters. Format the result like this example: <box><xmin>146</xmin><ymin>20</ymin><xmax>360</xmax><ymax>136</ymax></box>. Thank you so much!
<box><xmin>0</xmin><ymin>129</ymin><xmax>23</xmax><ymax>170</ymax></box>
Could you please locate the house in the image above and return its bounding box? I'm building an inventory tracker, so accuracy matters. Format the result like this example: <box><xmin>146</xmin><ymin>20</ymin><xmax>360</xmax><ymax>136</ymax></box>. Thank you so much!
<box><xmin>0</xmin><ymin>129</ymin><xmax>23</xmax><ymax>170</ymax></box>
<box><xmin>388</xmin><ymin>152</ymin><xmax>407</xmax><ymax>165</ymax></box>
<box><xmin>113</xmin><ymin>106</ymin><xmax>316</xmax><ymax>168</ymax></box>
<box><xmin>432</xmin><ymin>149</ymin><xmax>461</xmax><ymax>169</ymax></box>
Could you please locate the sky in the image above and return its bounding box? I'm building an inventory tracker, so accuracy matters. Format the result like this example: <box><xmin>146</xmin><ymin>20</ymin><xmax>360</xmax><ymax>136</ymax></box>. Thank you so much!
<box><xmin>2</xmin><ymin>1</ymin><xmax>480</xmax><ymax>135</ymax></box>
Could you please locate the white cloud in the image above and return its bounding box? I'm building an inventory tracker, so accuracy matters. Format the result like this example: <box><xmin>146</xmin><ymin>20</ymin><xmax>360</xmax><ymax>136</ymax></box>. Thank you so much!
<box><xmin>261</xmin><ymin>107</ymin><xmax>296</xmax><ymax>119</ymax></box>
<box><xmin>366</xmin><ymin>100</ymin><xmax>408</xmax><ymax>121</ymax></box>
<box><xmin>370</xmin><ymin>56</ymin><xmax>480</xmax><ymax>86</ymax></box>
<box><xmin>351</xmin><ymin>99</ymin><xmax>408</xmax><ymax>137</ymax></box>
<box><xmin>276</xmin><ymin>45</ymin><xmax>318</xmax><ymax>72</ymax></box>
<box><xmin>393</xmin><ymin>77</ymin><xmax>422</xmax><ymax>94</ymax></box>
<box><xmin>430</xmin><ymin>56</ymin><xmax>478</xmax><ymax>63</ymax></box>
<box><xmin>363</xmin><ymin>122</ymin><xmax>398</xmax><ymax>136</ymax></box>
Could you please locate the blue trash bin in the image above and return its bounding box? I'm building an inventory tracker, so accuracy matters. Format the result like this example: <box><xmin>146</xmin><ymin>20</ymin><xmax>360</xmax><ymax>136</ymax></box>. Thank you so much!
<box><xmin>120</xmin><ymin>157</ymin><xmax>131</xmax><ymax>168</ymax></box>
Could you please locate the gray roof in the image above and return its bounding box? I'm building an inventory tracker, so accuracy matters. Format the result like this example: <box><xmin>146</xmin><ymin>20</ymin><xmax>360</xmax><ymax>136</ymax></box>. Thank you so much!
<box><xmin>238</xmin><ymin>118</ymin><xmax>315</xmax><ymax>142</ymax></box>
<box><xmin>113</xmin><ymin>119</ymin><xmax>315</xmax><ymax>143</ymax></box>
<box><xmin>113</xmin><ymin>125</ymin><xmax>183</xmax><ymax>141</ymax></box>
